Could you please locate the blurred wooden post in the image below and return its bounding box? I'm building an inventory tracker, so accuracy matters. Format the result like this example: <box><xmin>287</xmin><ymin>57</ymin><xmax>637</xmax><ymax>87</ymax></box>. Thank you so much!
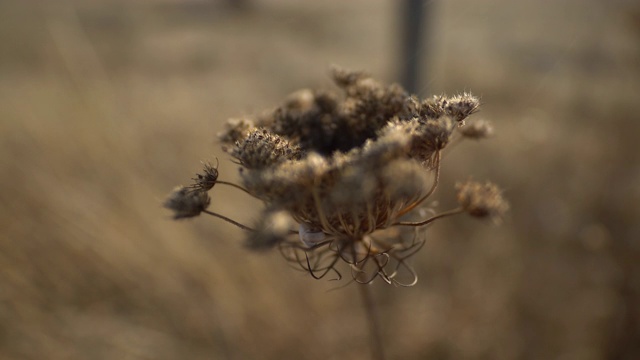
<box><xmin>401</xmin><ymin>0</ymin><xmax>431</xmax><ymax>95</ymax></box>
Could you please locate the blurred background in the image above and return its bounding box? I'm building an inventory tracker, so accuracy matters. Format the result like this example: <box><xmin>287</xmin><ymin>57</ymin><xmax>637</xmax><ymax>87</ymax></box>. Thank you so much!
<box><xmin>1</xmin><ymin>0</ymin><xmax>639</xmax><ymax>359</ymax></box>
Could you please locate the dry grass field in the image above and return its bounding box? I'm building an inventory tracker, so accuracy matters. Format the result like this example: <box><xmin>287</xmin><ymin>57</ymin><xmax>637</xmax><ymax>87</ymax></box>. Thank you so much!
<box><xmin>1</xmin><ymin>0</ymin><xmax>639</xmax><ymax>359</ymax></box>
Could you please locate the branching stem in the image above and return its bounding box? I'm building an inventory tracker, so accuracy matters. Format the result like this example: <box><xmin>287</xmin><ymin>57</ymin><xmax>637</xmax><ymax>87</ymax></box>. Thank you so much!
<box><xmin>202</xmin><ymin>210</ymin><xmax>255</xmax><ymax>231</ymax></box>
<box><xmin>214</xmin><ymin>180</ymin><xmax>253</xmax><ymax>196</ymax></box>
<box><xmin>393</xmin><ymin>207</ymin><xmax>464</xmax><ymax>227</ymax></box>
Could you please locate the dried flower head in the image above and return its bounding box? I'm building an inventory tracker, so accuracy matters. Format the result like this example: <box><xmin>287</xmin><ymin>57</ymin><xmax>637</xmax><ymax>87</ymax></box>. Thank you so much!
<box><xmin>189</xmin><ymin>160</ymin><xmax>220</xmax><ymax>192</ymax></box>
<box><xmin>163</xmin><ymin>186</ymin><xmax>210</xmax><ymax>219</ymax></box>
<box><xmin>245</xmin><ymin>209</ymin><xmax>295</xmax><ymax>251</ymax></box>
<box><xmin>459</xmin><ymin>119</ymin><xmax>494</xmax><ymax>139</ymax></box>
<box><xmin>456</xmin><ymin>180</ymin><xmax>509</xmax><ymax>221</ymax></box>
<box><xmin>167</xmin><ymin>67</ymin><xmax>505</xmax><ymax>285</ymax></box>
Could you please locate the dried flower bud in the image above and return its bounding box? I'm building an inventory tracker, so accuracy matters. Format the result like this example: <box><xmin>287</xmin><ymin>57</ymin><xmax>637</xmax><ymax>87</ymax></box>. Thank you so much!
<box><xmin>418</xmin><ymin>93</ymin><xmax>480</xmax><ymax>122</ymax></box>
<box><xmin>218</xmin><ymin>117</ymin><xmax>255</xmax><ymax>145</ymax></box>
<box><xmin>331</xmin><ymin>66</ymin><xmax>368</xmax><ymax>88</ymax></box>
<box><xmin>443</xmin><ymin>93</ymin><xmax>480</xmax><ymax>122</ymax></box>
<box><xmin>395</xmin><ymin>116</ymin><xmax>455</xmax><ymax>166</ymax></box>
<box><xmin>358</xmin><ymin>122</ymin><xmax>412</xmax><ymax>165</ymax></box>
<box><xmin>239</xmin><ymin>153</ymin><xmax>329</xmax><ymax>206</ymax></box>
<box><xmin>163</xmin><ymin>186</ymin><xmax>210</xmax><ymax>219</ymax></box>
<box><xmin>283</xmin><ymin>89</ymin><xmax>316</xmax><ymax>111</ymax></box>
<box><xmin>380</xmin><ymin>159</ymin><xmax>431</xmax><ymax>203</ymax></box>
<box><xmin>229</xmin><ymin>128</ymin><xmax>302</xmax><ymax>169</ymax></box>
<box><xmin>330</xmin><ymin>166</ymin><xmax>377</xmax><ymax>207</ymax></box>
<box><xmin>459</xmin><ymin>119</ymin><xmax>494</xmax><ymax>139</ymax></box>
<box><xmin>245</xmin><ymin>210</ymin><xmax>294</xmax><ymax>250</ymax></box>
<box><xmin>189</xmin><ymin>161</ymin><xmax>219</xmax><ymax>191</ymax></box>
<box><xmin>421</xmin><ymin>96</ymin><xmax>447</xmax><ymax>121</ymax></box>
<box><xmin>456</xmin><ymin>180</ymin><xmax>509</xmax><ymax>221</ymax></box>
<box><xmin>418</xmin><ymin>116</ymin><xmax>455</xmax><ymax>151</ymax></box>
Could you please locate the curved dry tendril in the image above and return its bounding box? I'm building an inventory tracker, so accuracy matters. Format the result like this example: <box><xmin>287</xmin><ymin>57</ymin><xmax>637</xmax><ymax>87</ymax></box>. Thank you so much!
<box><xmin>279</xmin><ymin>240</ymin><xmax>343</xmax><ymax>281</ymax></box>
<box><xmin>276</xmin><ymin>230</ymin><xmax>425</xmax><ymax>286</ymax></box>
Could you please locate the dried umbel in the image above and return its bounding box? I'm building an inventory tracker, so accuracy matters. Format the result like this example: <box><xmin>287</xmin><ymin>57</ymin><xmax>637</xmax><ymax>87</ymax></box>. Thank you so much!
<box><xmin>165</xmin><ymin>67</ymin><xmax>507</xmax><ymax>286</ymax></box>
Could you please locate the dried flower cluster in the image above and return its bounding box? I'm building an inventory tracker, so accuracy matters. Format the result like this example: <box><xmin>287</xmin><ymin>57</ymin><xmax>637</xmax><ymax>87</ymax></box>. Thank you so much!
<box><xmin>165</xmin><ymin>67</ymin><xmax>508</xmax><ymax>286</ymax></box>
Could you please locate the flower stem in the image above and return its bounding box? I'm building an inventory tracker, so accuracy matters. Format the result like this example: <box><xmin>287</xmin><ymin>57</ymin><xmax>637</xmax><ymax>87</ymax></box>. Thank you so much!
<box><xmin>202</xmin><ymin>210</ymin><xmax>255</xmax><ymax>231</ymax></box>
<box><xmin>214</xmin><ymin>180</ymin><xmax>253</xmax><ymax>196</ymax></box>
<box><xmin>393</xmin><ymin>207</ymin><xmax>464</xmax><ymax>227</ymax></box>
<box><xmin>359</xmin><ymin>284</ymin><xmax>385</xmax><ymax>360</ymax></box>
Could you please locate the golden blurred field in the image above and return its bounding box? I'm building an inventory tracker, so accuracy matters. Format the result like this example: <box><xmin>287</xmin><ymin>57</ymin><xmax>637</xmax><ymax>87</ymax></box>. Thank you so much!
<box><xmin>1</xmin><ymin>0</ymin><xmax>639</xmax><ymax>359</ymax></box>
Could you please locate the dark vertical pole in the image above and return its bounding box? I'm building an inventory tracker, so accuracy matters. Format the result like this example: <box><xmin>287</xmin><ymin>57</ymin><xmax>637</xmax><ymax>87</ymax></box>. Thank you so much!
<box><xmin>401</xmin><ymin>0</ymin><xmax>431</xmax><ymax>95</ymax></box>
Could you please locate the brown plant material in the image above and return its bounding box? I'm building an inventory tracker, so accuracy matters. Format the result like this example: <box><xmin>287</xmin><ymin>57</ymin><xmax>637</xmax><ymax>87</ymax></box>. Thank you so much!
<box><xmin>163</xmin><ymin>186</ymin><xmax>210</xmax><ymax>219</ymax></box>
<box><xmin>456</xmin><ymin>180</ymin><xmax>509</xmax><ymax>221</ymax></box>
<box><xmin>166</xmin><ymin>67</ymin><xmax>505</xmax><ymax>285</ymax></box>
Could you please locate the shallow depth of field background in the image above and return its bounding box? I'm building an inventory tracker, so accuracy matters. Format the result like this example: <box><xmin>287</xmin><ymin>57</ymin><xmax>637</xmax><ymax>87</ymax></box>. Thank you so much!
<box><xmin>1</xmin><ymin>0</ymin><xmax>639</xmax><ymax>359</ymax></box>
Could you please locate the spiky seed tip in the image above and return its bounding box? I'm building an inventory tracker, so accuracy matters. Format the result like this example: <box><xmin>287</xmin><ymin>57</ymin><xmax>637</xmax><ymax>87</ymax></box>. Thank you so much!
<box><xmin>456</xmin><ymin>180</ymin><xmax>509</xmax><ymax>221</ymax></box>
<box><xmin>444</xmin><ymin>93</ymin><xmax>480</xmax><ymax>122</ymax></box>
<box><xmin>190</xmin><ymin>161</ymin><xmax>219</xmax><ymax>191</ymax></box>
<box><xmin>163</xmin><ymin>186</ymin><xmax>210</xmax><ymax>219</ymax></box>
<box><xmin>229</xmin><ymin>128</ymin><xmax>302</xmax><ymax>170</ymax></box>
<box><xmin>459</xmin><ymin>119</ymin><xmax>494</xmax><ymax>139</ymax></box>
<box><xmin>245</xmin><ymin>210</ymin><xmax>294</xmax><ymax>250</ymax></box>
<box><xmin>419</xmin><ymin>95</ymin><xmax>447</xmax><ymax>120</ymax></box>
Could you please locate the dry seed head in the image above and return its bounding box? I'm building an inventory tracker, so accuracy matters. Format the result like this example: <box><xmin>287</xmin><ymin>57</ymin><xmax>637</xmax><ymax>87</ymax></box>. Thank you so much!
<box><xmin>245</xmin><ymin>210</ymin><xmax>294</xmax><ymax>250</ymax></box>
<box><xmin>357</xmin><ymin>124</ymin><xmax>412</xmax><ymax>166</ymax></box>
<box><xmin>163</xmin><ymin>186</ymin><xmax>210</xmax><ymax>219</ymax></box>
<box><xmin>191</xmin><ymin>67</ymin><xmax>505</xmax><ymax>285</ymax></box>
<box><xmin>240</xmin><ymin>152</ymin><xmax>330</xmax><ymax>206</ymax></box>
<box><xmin>418</xmin><ymin>93</ymin><xmax>480</xmax><ymax>122</ymax></box>
<box><xmin>283</xmin><ymin>89</ymin><xmax>315</xmax><ymax>110</ymax></box>
<box><xmin>459</xmin><ymin>119</ymin><xmax>494</xmax><ymax>139</ymax></box>
<box><xmin>417</xmin><ymin>116</ymin><xmax>456</xmax><ymax>151</ymax></box>
<box><xmin>456</xmin><ymin>180</ymin><xmax>509</xmax><ymax>221</ymax></box>
<box><xmin>329</xmin><ymin>166</ymin><xmax>377</xmax><ymax>207</ymax></box>
<box><xmin>229</xmin><ymin>128</ymin><xmax>302</xmax><ymax>170</ymax></box>
<box><xmin>218</xmin><ymin>117</ymin><xmax>255</xmax><ymax>145</ymax></box>
<box><xmin>331</xmin><ymin>65</ymin><xmax>368</xmax><ymax>88</ymax></box>
<box><xmin>419</xmin><ymin>95</ymin><xmax>447</xmax><ymax>120</ymax></box>
<box><xmin>189</xmin><ymin>161</ymin><xmax>219</xmax><ymax>191</ymax></box>
<box><xmin>380</xmin><ymin>159</ymin><xmax>431</xmax><ymax>203</ymax></box>
<box><xmin>442</xmin><ymin>93</ymin><xmax>480</xmax><ymax>122</ymax></box>
<box><xmin>394</xmin><ymin>116</ymin><xmax>455</xmax><ymax>167</ymax></box>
